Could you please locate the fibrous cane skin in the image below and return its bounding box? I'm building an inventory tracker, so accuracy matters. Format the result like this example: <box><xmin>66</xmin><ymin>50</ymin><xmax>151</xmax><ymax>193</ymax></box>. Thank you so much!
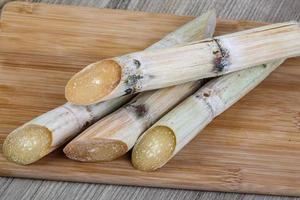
<box><xmin>65</xmin><ymin>21</ymin><xmax>300</xmax><ymax>105</ymax></box>
<box><xmin>132</xmin><ymin>60</ymin><xmax>285</xmax><ymax>171</ymax></box>
<box><xmin>63</xmin><ymin>10</ymin><xmax>217</xmax><ymax>162</ymax></box>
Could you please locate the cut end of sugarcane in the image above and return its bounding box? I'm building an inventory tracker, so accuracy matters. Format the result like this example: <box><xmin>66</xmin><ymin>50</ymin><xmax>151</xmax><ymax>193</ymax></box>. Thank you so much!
<box><xmin>63</xmin><ymin>138</ymin><xmax>128</xmax><ymax>162</ymax></box>
<box><xmin>65</xmin><ymin>59</ymin><xmax>122</xmax><ymax>105</ymax></box>
<box><xmin>2</xmin><ymin>124</ymin><xmax>52</xmax><ymax>165</ymax></box>
<box><xmin>132</xmin><ymin>126</ymin><xmax>176</xmax><ymax>171</ymax></box>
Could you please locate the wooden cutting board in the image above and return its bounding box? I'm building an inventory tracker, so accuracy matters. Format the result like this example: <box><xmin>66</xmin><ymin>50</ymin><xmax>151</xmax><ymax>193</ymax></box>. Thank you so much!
<box><xmin>0</xmin><ymin>2</ymin><xmax>299</xmax><ymax>196</ymax></box>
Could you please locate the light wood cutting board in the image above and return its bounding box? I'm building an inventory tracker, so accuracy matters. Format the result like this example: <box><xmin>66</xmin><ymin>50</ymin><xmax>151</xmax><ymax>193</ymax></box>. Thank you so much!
<box><xmin>0</xmin><ymin>2</ymin><xmax>299</xmax><ymax>196</ymax></box>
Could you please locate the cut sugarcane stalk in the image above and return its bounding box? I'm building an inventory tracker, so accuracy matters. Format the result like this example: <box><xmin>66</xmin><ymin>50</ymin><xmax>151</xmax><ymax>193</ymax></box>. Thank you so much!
<box><xmin>63</xmin><ymin>82</ymin><xmax>202</xmax><ymax>161</ymax></box>
<box><xmin>65</xmin><ymin>21</ymin><xmax>300</xmax><ymax>105</ymax></box>
<box><xmin>2</xmin><ymin>11</ymin><xmax>217</xmax><ymax>165</ymax></box>
<box><xmin>131</xmin><ymin>59</ymin><xmax>285</xmax><ymax>171</ymax></box>
<box><xmin>63</xmin><ymin>11</ymin><xmax>217</xmax><ymax>162</ymax></box>
<box><xmin>2</xmin><ymin>96</ymin><xmax>132</xmax><ymax>165</ymax></box>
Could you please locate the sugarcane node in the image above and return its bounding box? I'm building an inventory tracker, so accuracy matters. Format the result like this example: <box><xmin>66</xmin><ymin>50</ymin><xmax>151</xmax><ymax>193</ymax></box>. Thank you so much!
<box><xmin>213</xmin><ymin>38</ymin><xmax>231</xmax><ymax>72</ymax></box>
<box><xmin>125</xmin><ymin>104</ymin><xmax>148</xmax><ymax>118</ymax></box>
<box><xmin>124</xmin><ymin>74</ymin><xmax>143</xmax><ymax>94</ymax></box>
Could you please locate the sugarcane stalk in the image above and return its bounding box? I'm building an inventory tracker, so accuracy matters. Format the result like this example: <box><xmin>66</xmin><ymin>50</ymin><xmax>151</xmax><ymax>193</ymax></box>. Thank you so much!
<box><xmin>65</xmin><ymin>21</ymin><xmax>300</xmax><ymax>105</ymax></box>
<box><xmin>131</xmin><ymin>59</ymin><xmax>285</xmax><ymax>171</ymax></box>
<box><xmin>63</xmin><ymin>82</ymin><xmax>202</xmax><ymax>161</ymax></box>
<box><xmin>2</xmin><ymin>96</ymin><xmax>132</xmax><ymax>165</ymax></box>
<box><xmin>2</xmin><ymin>10</ymin><xmax>217</xmax><ymax>165</ymax></box>
<box><xmin>63</xmin><ymin>10</ymin><xmax>217</xmax><ymax>162</ymax></box>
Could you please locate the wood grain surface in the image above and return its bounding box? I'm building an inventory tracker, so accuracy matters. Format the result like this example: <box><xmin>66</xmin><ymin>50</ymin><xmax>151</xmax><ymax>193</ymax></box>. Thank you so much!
<box><xmin>0</xmin><ymin>1</ymin><xmax>300</xmax><ymax>200</ymax></box>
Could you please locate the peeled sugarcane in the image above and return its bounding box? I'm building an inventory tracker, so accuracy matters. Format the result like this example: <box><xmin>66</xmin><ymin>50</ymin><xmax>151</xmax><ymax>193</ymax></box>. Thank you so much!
<box><xmin>65</xmin><ymin>21</ymin><xmax>300</xmax><ymax>105</ymax></box>
<box><xmin>131</xmin><ymin>59</ymin><xmax>285</xmax><ymax>171</ymax></box>
<box><xmin>63</xmin><ymin>11</ymin><xmax>217</xmax><ymax>162</ymax></box>
<box><xmin>1</xmin><ymin>11</ymin><xmax>217</xmax><ymax>165</ymax></box>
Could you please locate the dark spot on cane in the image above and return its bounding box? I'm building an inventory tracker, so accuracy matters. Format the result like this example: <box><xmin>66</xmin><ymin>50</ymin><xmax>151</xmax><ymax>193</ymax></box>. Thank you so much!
<box><xmin>82</xmin><ymin>121</ymin><xmax>92</xmax><ymax>130</ymax></box>
<box><xmin>134</xmin><ymin>104</ymin><xmax>148</xmax><ymax>118</ymax></box>
<box><xmin>133</xmin><ymin>59</ymin><xmax>141</xmax><ymax>68</ymax></box>
<box><xmin>125</xmin><ymin>75</ymin><xmax>143</xmax><ymax>87</ymax></box>
<box><xmin>202</xmin><ymin>89</ymin><xmax>212</xmax><ymax>98</ymax></box>
<box><xmin>203</xmin><ymin>92</ymin><xmax>211</xmax><ymax>97</ymax></box>
<box><xmin>85</xmin><ymin>106</ymin><xmax>92</xmax><ymax>113</ymax></box>
<box><xmin>262</xmin><ymin>64</ymin><xmax>267</xmax><ymax>68</ymax></box>
<box><xmin>126</xmin><ymin>104</ymin><xmax>148</xmax><ymax>118</ymax></box>
<box><xmin>125</xmin><ymin>88</ymin><xmax>133</xmax><ymax>94</ymax></box>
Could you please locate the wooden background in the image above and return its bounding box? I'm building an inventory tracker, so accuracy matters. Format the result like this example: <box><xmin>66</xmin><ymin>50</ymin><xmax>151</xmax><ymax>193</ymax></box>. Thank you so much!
<box><xmin>0</xmin><ymin>0</ymin><xmax>299</xmax><ymax>200</ymax></box>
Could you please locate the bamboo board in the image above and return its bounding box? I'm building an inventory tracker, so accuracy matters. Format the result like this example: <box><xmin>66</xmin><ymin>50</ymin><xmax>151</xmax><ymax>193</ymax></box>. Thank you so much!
<box><xmin>0</xmin><ymin>2</ymin><xmax>300</xmax><ymax>196</ymax></box>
